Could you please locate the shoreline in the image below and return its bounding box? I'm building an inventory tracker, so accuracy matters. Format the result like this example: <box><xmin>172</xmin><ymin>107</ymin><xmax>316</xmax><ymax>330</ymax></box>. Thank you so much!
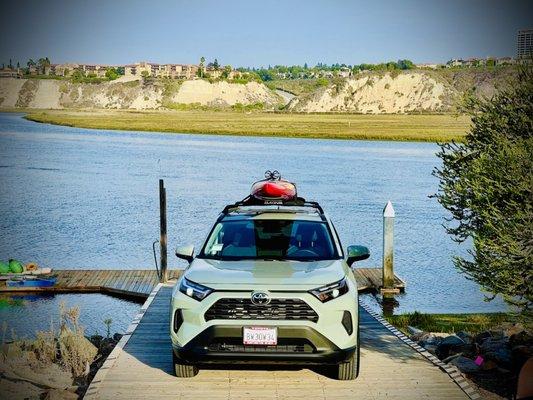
<box><xmin>6</xmin><ymin>109</ymin><xmax>470</xmax><ymax>142</ymax></box>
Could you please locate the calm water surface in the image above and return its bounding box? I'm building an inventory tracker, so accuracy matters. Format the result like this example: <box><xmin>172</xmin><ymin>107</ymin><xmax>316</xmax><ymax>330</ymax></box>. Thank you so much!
<box><xmin>0</xmin><ymin>113</ymin><xmax>505</xmax><ymax>335</ymax></box>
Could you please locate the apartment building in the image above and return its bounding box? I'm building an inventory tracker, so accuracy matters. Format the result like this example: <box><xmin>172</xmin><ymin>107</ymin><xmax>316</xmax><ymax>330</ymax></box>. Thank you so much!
<box><xmin>125</xmin><ymin>62</ymin><xmax>199</xmax><ymax>79</ymax></box>
<box><xmin>517</xmin><ymin>29</ymin><xmax>533</xmax><ymax>59</ymax></box>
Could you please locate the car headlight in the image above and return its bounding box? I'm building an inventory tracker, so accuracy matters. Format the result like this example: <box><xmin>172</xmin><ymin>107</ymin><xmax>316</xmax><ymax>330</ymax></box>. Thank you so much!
<box><xmin>309</xmin><ymin>278</ymin><xmax>349</xmax><ymax>302</ymax></box>
<box><xmin>179</xmin><ymin>277</ymin><xmax>213</xmax><ymax>301</ymax></box>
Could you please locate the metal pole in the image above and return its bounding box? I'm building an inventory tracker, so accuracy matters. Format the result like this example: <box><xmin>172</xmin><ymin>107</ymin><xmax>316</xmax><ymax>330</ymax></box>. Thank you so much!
<box><xmin>382</xmin><ymin>201</ymin><xmax>396</xmax><ymax>292</ymax></box>
<box><xmin>159</xmin><ymin>179</ymin><xmax>168</xmax><ymax>283</ymax></box>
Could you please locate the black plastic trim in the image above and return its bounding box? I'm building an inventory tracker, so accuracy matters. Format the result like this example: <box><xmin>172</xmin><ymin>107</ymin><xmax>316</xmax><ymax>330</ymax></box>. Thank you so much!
<box><xmin>173</xmin><ymin>325</ymin><xmax>356</xmax><ymax>365</ymax></box>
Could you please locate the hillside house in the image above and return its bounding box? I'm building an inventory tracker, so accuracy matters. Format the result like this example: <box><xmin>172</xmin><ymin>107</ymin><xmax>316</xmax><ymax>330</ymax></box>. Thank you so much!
<box><xmin>125</xmin><ymin>62</ymin><xmax>199</xmax><ymax>79</ymax></box>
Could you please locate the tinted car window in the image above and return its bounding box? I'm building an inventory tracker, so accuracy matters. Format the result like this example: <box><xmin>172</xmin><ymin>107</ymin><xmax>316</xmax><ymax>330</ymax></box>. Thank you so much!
<box><xmin>201</xmin><ymin>219</ymin><xmax>337</xmax><ymax>261</ymax></box>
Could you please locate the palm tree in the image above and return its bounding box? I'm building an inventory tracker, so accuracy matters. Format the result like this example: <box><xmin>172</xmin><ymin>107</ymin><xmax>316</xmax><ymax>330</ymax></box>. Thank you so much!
<box><xmin>199</xmin><ymin>56</ymin><xmax>205</xmax><ymax>78</ymax></box>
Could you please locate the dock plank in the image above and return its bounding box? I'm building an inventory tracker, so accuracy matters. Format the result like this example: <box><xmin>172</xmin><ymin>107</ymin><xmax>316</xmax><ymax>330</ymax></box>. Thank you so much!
<box><xmin>86</xmin><ymin>284</ymin><xmax>473</xmax><ymax>400</ymax></box>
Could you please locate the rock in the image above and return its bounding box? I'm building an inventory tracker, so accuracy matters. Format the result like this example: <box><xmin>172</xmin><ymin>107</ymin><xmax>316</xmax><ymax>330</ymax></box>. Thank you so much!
<box><xmin>113</xmin><ymin>333</ymin><xmax>123</xmax><ymax>342</ymax></box>
<box><xmin>88</xmin><ymin>335</ymin><xmax>103</xmax><ymax>348</ymax></box>
<box><xmin>481</xmin><ymin>359</ymin><xmax>498</xmax><ymax>370</ymax></box>
<box><xmin>480</xmin><ymin>337</ymin><xmax>509</xmax><ymax>353</ymax></box>
<box><xmin>44</xmin><ymin>389</ymin><xmax>79</xmax><ymax>400</ymax></box>
<box><xmin>436</xmin><ymin>335</ymin><xmax>466</xmax><ymax>359</ymax></box>
<box><xmin>510</xmin><ymin>330</ymin><xmax>533</xmax><ymax>348</ymax></box>
<box><xmin>424</xmin><ymin>344</ymin><xmax>438</xmax><ymax>355</ymax></box>
<box><xmin>474</xmin><ymin>331</ymin><xmax>492</xmax><ymax>344</ymax></box>
<box><xmin>485</xmin><ymin>348</ymin><xmax>512</xmax><ymax>368</ymax></box>
<box><xmin>511</xmin><ymin>345</ymin><xmax>533</xmax><ymax>369</ymax></box>
<box><xmin>442</xmin><ymin>353</ymin><xmax>462</xmax><ymax>363</ymax></box>
<box><xmin>498</xmin><ymin>323</ymin><xmax>525</xmax><ymax>338</ymax></box>
<box><xmin>99</xmin><ymin>338</ymin><xmax>116</xmax><ymax>356</ymax></box>
<box><xmin>408</xmin><ymin>325</ymin><xmax>423</xmax><ymax>335</ymax></box>
<box><xmin>417</xmin><ymin>333</ymin><xmax>443</xmax><ymax>347</ymax></box>
<box><xmin>456</xmin><ymin>331</ymin><xmax>473</xmax><ymax>344</ymax></box>
<box><xmin>449</xmin><ymin>356</ymin><xmax>481</xmax><ymax>374</ymax></box>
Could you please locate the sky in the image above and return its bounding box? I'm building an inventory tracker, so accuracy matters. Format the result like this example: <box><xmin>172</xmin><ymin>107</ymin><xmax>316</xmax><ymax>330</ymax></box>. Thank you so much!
<box><xmin>1</xmin><ymin>0</ymin><xmax>532</xmax><ymax>67</ymax></box>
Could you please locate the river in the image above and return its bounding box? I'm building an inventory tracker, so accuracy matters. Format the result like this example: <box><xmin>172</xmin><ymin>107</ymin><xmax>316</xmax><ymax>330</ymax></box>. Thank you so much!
<box><xmin>0</xmin><ymin>112</ymin><xmax>506</xmax><ymax>337</ymax></box>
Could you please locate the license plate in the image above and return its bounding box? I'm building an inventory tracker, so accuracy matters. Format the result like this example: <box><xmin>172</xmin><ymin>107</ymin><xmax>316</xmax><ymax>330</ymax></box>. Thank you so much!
<box><xmin>243</xmin><ymin>326</ymin><xmax>277</xmax><ymax>345</ymax></box>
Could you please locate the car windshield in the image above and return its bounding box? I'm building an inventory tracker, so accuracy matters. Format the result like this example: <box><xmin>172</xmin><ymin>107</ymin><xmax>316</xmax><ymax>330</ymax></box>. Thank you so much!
<box><xmin>200</xmin><ymin>219</ymin><xmax>337</xmax><ymax>261</ymax></box>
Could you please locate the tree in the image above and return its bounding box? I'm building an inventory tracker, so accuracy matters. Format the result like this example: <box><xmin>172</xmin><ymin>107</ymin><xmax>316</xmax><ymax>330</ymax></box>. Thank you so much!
<box><xmin>213</xmin><ymin>58</ymin><xmax>219</xmax><ymax>71</ymax></box>
<box><xmin>105</xmin><ymin>67</ymin><xmax>119</xmax><ymax>80</ymax></box>
<box><xmin>71</xmin><ymin>69</ymin><xmax>85</xmax><ymax>82</ymax></box>
<box><xmin>199</xmin><ymin>56</ymin><xmax>205</xmax><ymax>78</ymax></box>
<box><xmin>141</xmin><ymin>70</ymin><xmax>150</xmax><ymax>79</ymax></box>
<box><xmin>433</xmin><ymin>67</ymin><xmax>533</xmax><ymax>312</ymax></box>
<box><xmin>221</xmin><ymin>65</ymin><xmax>232</xmax><ymax>79</ymax></box>
<box><xmin>397</xmin><ymin>59</ymin><xmax>414</xmax><ymax>70</ymax></box>
<box><xmin>37</xmin><ymin>57</ymin><xmax>50</xmax><ymax>74</ymax></box>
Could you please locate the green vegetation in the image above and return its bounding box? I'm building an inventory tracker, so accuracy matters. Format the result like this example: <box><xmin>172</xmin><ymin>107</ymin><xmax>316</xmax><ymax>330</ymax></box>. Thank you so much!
<box><xmin>385</xmin><ymin>311</ymin><xmax>528</xmax><ymax>334</ymax></box>
<box><xmin>24</xmin><ymin>109</ymin><xmax>470</xmax><ymax>142</ymax></box>
<box><xmin>434</xmin><ymin>67</ymin><xmax>532</xmax><ymax>312</ymax></box>
<box><xmin>105</xmin><ymin>67</ymin><xmax>120</xmax><ymax>80</ymax></box>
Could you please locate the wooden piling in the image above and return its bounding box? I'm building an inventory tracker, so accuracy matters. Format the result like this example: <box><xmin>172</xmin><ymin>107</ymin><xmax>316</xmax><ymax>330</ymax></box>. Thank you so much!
<box><xmin>382</xmin><ymin>201</ymin><xmax>399</xmax><ymax>294</ymax></box>
<box><xmin>159</xmin><ymin>179</ymin><xmax>168</xmax><ymax>283</ymax></box>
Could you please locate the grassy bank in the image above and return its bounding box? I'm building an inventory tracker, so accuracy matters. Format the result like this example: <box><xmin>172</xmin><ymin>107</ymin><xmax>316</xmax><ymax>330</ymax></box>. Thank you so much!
<box><xmin>385</xmin><ymin>311</ymin><xmax>529</xmax><ymax>334</ymax></box>
<box><xmin>23</xmin><ymin>109</ymin><xmax>470</xmax><ymax>142</ymax></box>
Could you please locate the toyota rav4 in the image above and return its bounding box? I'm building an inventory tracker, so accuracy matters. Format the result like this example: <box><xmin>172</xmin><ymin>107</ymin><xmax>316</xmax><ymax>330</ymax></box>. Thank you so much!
<box><xmin>170</xmin><ymin>171</ymin><xmax>370</xmax><ymax>380</ymax></box>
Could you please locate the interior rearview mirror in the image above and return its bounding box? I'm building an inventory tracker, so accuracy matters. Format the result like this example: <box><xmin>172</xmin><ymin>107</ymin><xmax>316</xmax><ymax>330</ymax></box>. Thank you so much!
<box><xmin>175</xmin><ymin>245</ymin><xmax>195</xmax><ymax>263</ymax></box>
<box><xmin>346</xmin><ymin>245</ymin><xmax>370</xmax><ymax>267</ymax></box>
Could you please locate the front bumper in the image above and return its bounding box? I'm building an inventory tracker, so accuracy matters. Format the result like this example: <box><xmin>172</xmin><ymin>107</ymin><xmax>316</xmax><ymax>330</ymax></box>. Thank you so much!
<box><xmin>173</xmin><ymin>325</ymin><xmax>357</xmax><ymax>365</ymax></box>
<box><xmin>170</xmin><ymin>280</ymin><xmax>359</xmax><ymax>365</ymax></box>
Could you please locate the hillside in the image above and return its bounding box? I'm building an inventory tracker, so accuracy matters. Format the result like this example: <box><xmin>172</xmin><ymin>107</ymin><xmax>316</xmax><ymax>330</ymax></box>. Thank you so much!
<box><xmin>286</xmin><ymin>67</ymin><xmax>517</xmax><ymax>113</ymax></box>
<box><xmin>0</xmin><ymin>67</ymin><xmax>516</xmax><ymax>113</ymax></box>
<box><xmin>0</xmin><ymin>78</ymin><xmax>283</xmax><ymax>110</ymax></box>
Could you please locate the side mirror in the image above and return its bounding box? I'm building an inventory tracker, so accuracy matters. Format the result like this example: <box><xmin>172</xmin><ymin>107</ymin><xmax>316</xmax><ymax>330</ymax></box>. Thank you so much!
<box><xmin>346</xmin><ymin>245</ymin><xmax>370</xmax><ymax>267</ymax></box>
<box><xmin>175</xmin><ymin>245</ymin><xmax>195</xmax><ymax>263</ymax></box>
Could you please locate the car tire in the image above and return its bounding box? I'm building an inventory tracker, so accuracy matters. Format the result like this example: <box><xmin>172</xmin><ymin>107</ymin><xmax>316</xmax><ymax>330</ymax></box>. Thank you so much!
<box><xmin>337</xmin><ymin>322</ymin><xmax>360</xmax><ymax>380</ymax></box>
<box><xmin>173</xmin><ymin>352</ymin><xmax>199</xmax><ymax>378</ymax></box>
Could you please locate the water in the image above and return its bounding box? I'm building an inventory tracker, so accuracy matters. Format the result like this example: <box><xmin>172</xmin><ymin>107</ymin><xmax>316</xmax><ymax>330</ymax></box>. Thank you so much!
<box><xmin>0</xmin><ymin>112</ymin><xmax>506</xmax><ymax>335</ymax></box>
<box><xmin>0</xmin><ymin>293</ymin><xmax>140</xmax><ymax>339</ymax></box>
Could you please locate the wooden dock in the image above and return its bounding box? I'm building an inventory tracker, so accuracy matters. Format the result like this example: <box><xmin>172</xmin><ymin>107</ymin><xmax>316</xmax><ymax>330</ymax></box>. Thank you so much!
<box><xmin>0</xmin><ymin>268</ymin><xmax>404</xmax><ymax>298</ymax></box>
<box><xmin>85</xmin><ymin>283</ymin><xmax>478</xmax><ymax>400</ymax></box>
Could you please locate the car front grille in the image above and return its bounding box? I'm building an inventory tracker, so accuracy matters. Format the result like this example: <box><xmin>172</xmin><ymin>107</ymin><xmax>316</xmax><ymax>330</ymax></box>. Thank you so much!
<box><xmin>204</xmin><ymin>298</ymin><xmax>319</xmax><ymax>322</ymax></box>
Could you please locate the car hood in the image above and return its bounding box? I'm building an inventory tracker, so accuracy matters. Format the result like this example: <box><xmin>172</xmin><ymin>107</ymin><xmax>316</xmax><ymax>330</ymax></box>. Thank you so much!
<box><xmin>183</xmin><ymin>258</ymin><xmax>348</xmax><ymax>290</ymax></box>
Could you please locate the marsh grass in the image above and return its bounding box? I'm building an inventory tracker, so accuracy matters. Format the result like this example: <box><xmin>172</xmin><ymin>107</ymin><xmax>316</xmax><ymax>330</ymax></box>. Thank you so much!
<box><xmin>24</xmin><ymin>109</ymin><xmax>470</xmax><ymax>142</ymax></box>
<box><xmin>385</xmin><ymin>311</ymin><xmax>527</xmax><ymax>334</ymax></box>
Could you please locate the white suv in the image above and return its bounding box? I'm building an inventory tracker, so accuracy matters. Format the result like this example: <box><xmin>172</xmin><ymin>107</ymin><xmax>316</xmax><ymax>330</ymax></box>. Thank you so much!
<box><xmin>170</xmin><ymin>172</ymin><xmax>369</xmax><ymax>380</ymax></box>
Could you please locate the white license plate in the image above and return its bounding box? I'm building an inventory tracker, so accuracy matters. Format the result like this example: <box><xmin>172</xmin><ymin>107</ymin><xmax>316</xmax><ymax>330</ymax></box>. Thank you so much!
<box><xmin>243</xmin><ymin>326</ymin><xmax>277</xmax><ymax>345</ymax></box>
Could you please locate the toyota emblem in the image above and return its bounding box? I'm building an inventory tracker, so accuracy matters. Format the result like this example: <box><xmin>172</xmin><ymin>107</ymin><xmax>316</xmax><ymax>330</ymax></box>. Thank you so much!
<box><xmin>251</xmin><ymin>291</ymin><xmax>271</xmax><ymax>305</ymax></box>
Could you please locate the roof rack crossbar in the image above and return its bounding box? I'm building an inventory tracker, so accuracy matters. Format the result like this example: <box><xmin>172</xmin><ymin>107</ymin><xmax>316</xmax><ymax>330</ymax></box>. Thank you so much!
<box><xmin>221</xmin><ymin>196</ymin><xmax>324</xmax><ymax>215</ymax></box>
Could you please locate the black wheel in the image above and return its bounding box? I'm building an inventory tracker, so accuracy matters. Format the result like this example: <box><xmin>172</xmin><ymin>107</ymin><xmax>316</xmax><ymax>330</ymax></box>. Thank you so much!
<box><xmin>337</xmin><ymin>322</ymin><xmax>360</xmax><ymax>380</ymax></box>
<box><xmin>173</xmin><ymin>352</ymin><xmax>199</xmax><ymax>378</ymax></box>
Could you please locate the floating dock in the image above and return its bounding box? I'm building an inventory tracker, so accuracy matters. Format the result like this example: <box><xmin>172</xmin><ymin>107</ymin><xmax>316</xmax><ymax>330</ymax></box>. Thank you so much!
<box><xmin>0</xmin><ymin>268</ymin><xmax>405</xmax><ymax>298</ymax></box>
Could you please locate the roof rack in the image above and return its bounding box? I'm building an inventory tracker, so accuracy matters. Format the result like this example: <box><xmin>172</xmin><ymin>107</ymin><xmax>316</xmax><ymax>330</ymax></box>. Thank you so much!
<box><xmin>221</xmin><ymin>195</ymin><xmax>325</xmax><ymax>215</ymax></box>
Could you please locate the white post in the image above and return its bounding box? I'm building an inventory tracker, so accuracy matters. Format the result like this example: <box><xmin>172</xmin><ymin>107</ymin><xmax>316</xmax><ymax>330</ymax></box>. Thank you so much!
<box><xmin>382</xmin><ymin>201</ymin><xmax>397</xmax><ymax>293</ymax></box>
